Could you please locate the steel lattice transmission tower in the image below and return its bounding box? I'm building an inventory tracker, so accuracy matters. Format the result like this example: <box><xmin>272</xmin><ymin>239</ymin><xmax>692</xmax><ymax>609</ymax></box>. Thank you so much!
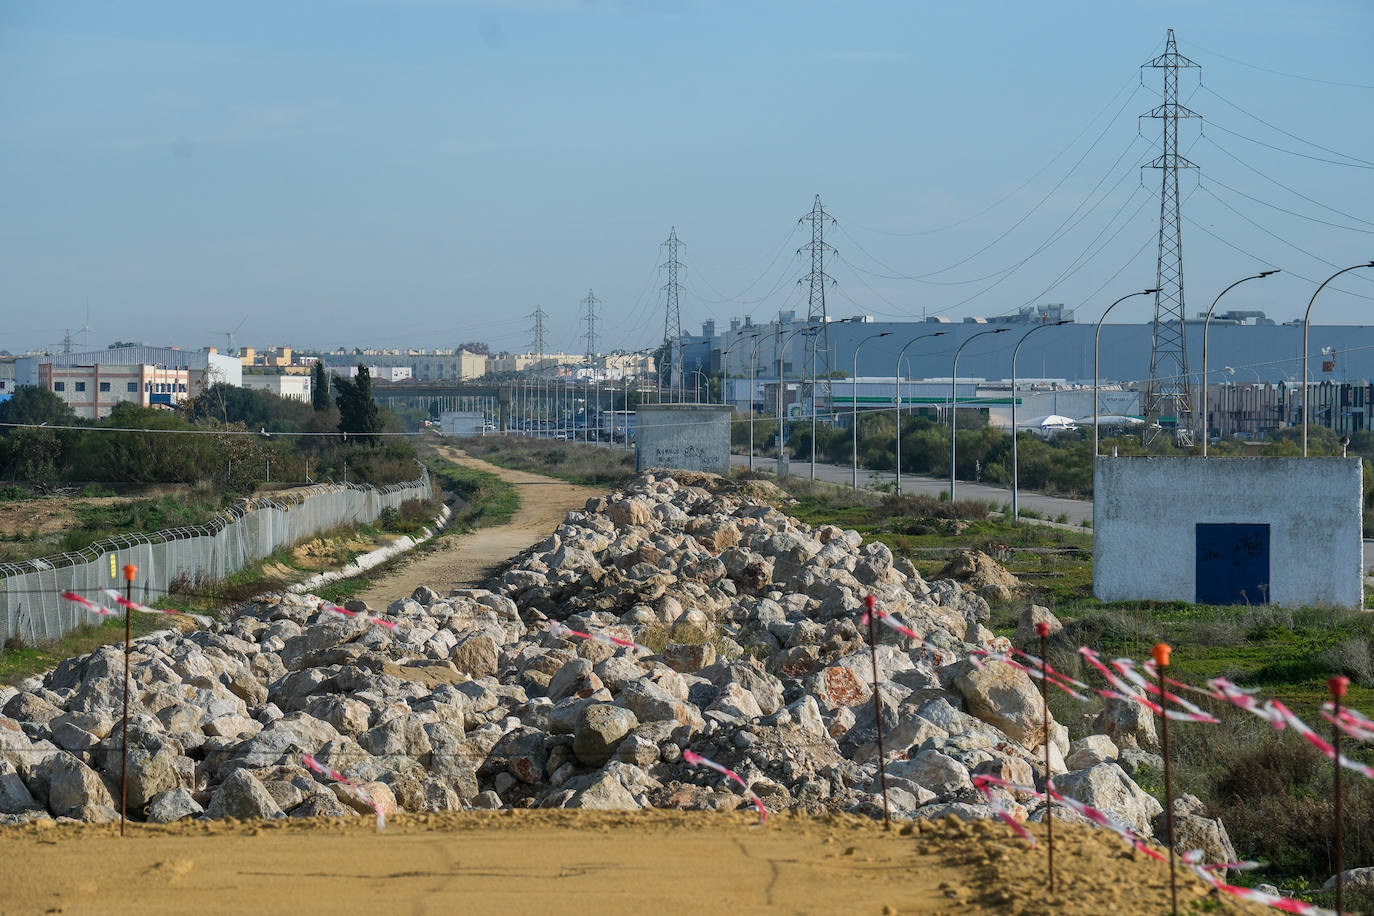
<box><xmin>528</xmin><ymin>306</ymin><xmax>548</xmax><ymax>361</ymax></box>
<box><xmin>661</xmin><ymin>228</ymin><xmax>685</xmax><ymax>400</ymax></box>
<box><xmin>581</xmin><ymin>289</ymin><xmax>600</xmax><ymax>363</ymax></box>
<box><xmin>1143</xmin><ymin>29</ymin><xmax>1201</xmax><ymax>444</ymax></box>
<box><xmin>798</xmin><ymin>195</ymin><xmax>836</xmax><ymax>410</ymax></box>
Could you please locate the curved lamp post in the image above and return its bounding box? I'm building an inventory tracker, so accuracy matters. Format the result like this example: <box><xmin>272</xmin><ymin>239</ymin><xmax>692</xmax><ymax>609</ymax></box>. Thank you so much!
<box><xmin>950</xmin><ymin>328</ymin><xmax>1010</xmax><ymax>501</ymax></box>
<box><xmin>777</xmin><ymin>324</ymin><xmax>817</xmax><ymax>472</ymax></box>
<box><xmin>1304</xmin><ymin>261</ymin><xmax>1374</xmax><ymax>456</ymax></box>
<box><xmin>747</xmin><ymin>333</ymin><xmax>772</xmax><ymax>471</ymax></box>
<box><xmin>1011</xmin><ymin>320</ymin><xmax>1069</xmax><ymax>522</ymax></box>
<box><xmin>893</xmin><ymin>331</ymin><xmax>948</xmax><ymax>494</ymax></box>
<box><xmin>1094</xmin><ymin>288</ymin><xmax>1160</xmax><ymax>462</ymax></box>
<box><xmin>1201</xmin><ymin>270</ymin><xmax>1280</xmax><ymax>456</ymax></box>
<box><xmin>688</xmin><ymin>369</ymin><xmax>708</xmax><ymax>404</ymax></box>
<box><xmin>718</xmin><ymin>332</ymin><xmax>759</xmax><ymax>408</ymax></box>
<box><xmin>851</xmin><ymin>330</ymin><xmax>892</xmax><ymax>489</ymax></box>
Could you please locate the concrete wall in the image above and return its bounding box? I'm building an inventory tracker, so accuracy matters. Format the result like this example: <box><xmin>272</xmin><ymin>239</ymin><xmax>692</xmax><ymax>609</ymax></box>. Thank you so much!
<box><xmin>635</xmin><ymin>404</ymin><xmax>731</xmax><ymax>474</ymax></box>
<box><xmin>1094</xmin><ymin>457</ymin><xmax>1363</xmax><ymax>608</ymax></box>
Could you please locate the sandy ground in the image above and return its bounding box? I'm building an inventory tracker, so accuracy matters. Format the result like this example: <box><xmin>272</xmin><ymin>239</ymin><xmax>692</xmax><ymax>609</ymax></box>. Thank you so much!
<box><xmin>349</xmin><ymin>446</ymin><xmax>600</xmax><ymax>609</ymax></box>
<box><xmin>0</xmin><ymin>811</ymin><xmax>1270</xmax><ymax>916</ymax></box>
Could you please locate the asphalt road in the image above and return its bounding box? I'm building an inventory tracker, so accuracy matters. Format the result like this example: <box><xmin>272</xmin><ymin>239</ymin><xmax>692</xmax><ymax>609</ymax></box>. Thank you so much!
<box><xmin>727</xmin><ymin>452</ymin><xmax>1094</xmax><ymax>526</ymax></box>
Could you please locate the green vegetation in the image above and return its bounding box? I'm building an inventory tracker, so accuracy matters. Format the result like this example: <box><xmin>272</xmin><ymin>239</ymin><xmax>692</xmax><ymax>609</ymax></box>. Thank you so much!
<box><xmin>425</xmin><ymin>459</ymin><xmax>519</xmax><ymax>530</ymax></box>
<box><xmin>459</xmin><ymin>436</ymin><xmax>636</xmax><ymax>488</ymax></box>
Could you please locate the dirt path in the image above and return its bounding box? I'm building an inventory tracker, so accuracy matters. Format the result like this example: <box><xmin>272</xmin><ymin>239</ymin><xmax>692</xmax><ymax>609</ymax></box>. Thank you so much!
<box><xmin>0</xmin><ymin>811</ymin><xmax>1270</xmax><ymax>916</ymax></box>
<box><xmin>349</xmin><ymin>446</ymin><xmax>601</xmax><ymax>609</ymax></box>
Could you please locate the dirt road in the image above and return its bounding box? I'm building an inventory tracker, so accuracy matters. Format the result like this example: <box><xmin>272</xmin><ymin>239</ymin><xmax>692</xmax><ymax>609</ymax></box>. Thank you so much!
<box><xmin>349</xmin><ymin>447</ymin><xmax>600</xmax><ymax>609</ymax></box>
<box><xmin>0</xmin><ymin>811</ymin><xmax>1268</xmax><ymax>916</ymax></box>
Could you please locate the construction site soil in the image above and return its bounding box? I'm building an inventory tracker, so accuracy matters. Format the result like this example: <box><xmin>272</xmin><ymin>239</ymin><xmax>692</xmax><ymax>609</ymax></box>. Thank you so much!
<box><xmin>0</xmin><ymin>810</ymin><xmax>1269</xmax><ymax>915</ymax></box>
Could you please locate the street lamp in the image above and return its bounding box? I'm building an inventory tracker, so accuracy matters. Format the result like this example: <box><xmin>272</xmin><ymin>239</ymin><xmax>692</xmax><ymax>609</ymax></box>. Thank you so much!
<box><xmin>809</xmin><ymin>317</ymin><xmax>857</xmax><ymax>480</ymax></box>
<box><xmin>718</xmin><ymin>332</ymin><xmax>759</xmax><ymax>408</ymax></box>
<box><xmin>1304</xmin><ymin>261</ymin><xmax>1374</xmax><ymax>456</ymax></box>
<box><xmin>1010</xmin><ymin>320</ymin><xmax>1069</xmax><ymax>522</ymax></box>
<box><xmin>950</xmin><ymin>328</ymin><xmax>1010</xmax><ymax>501</ymax></box>
<box><xmin>893</xmin><ymin>331</ymin><xmax>948</xmax><ymax>494</ymax></box>
<box><xmin>1201</xmin><ymin>270</ymin><xmax>1280</xmax><ymax>456</ymax></box>
<box><xmin>1094</xmin><ymin>288</ymin><xmax>1160</xmax><ymax>462</ymax></box>
<box><xmin>777</xmin><ymin>323</ymin><xmax>817</xmax><ymax>474</ymax></box>
<box><xmin>689</xmin><ymin>369</ymin><xmax>708</xmax><ymax>404</ymax></box>
<box><xmin>747</xmin><ymin>333</ymin><xmax>771</xmax><ymax>471</ymax></box>
<box><xmin>851</xmin><ymin>330</ymin><xmax>892</xmax><ymax>489</ymax></box>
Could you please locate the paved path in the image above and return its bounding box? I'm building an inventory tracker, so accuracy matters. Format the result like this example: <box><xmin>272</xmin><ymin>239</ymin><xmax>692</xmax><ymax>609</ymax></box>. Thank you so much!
<box><xmin>728</xmin><ymin>453</ymin><xmax>1094</xmax><ymax>526</ymax></box>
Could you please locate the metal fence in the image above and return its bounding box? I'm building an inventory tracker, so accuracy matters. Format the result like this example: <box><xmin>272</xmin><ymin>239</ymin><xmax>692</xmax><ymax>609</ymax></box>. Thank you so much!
<box><xmin>0</xmin><ymin>468</ymin><xmax>432</xmax><ymax>645</ymax></box>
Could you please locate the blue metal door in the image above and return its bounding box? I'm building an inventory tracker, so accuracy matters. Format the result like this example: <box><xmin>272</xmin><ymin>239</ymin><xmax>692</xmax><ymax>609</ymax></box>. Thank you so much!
<box><xmin>1195</xmin><ymin>523</ymin><xmax>1270</xmax><ymax>605</ymax></box>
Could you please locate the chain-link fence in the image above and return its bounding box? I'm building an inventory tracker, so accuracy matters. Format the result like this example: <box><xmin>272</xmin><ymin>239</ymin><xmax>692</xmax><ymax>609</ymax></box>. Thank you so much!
<box><xmin>0</xmin><ymin>468</ymin><xmax>432</xmax><ymax>645</ymax></box>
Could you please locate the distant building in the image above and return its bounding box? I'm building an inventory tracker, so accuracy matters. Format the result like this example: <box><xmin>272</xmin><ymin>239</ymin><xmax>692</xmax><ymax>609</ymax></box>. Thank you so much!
<box><xmin>241</xmin><ymin>372</ymin><xmax>313</xmax><ymax>403</ymax></box>
<box><xmin>34</xmin><ymin>363</ymin><xmax>191</xmax><ymax>419</ymax></box>
<box><xmin>18</xmin><ymin>346</ymin><xmax>242</xmax><ymax>393</ymax></box>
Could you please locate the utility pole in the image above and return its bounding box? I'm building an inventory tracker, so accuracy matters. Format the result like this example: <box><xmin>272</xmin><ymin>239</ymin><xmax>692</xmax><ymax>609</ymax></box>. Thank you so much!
<box><xmin>799</xmin><ymin>195</ymin><xmax>836</xmax><ymax>420</ymax></box>
<box><xmin>528</xmin><ymin>306</ymin><xmax>548</xmax><ymax>362</ymax></box>
<box><xmin>582</xmin><ymin>289</ymin><xmax>600</xmax><ymax>363</ymax></box>
<box><xmin>1143</xmin><ymin>29</ymin><xmax>1200</xmax><ymax>445</ymax></box>
<box><xmin>662</xmin><ymin>228</ymin><xmax>684</xmax><ymax>401</ymax></box>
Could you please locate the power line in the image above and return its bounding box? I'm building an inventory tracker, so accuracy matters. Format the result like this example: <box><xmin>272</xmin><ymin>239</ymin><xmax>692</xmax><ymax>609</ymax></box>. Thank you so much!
<box><xmin>1179</xmin><ymin>39</ymin><xmax>1374</xmax><ymax>91</ymax></box>
<box><xmin>1203</xmin><ymin>174</ymin><xmax>1374</xmax><ymax>236</ymax></box>
<box><xmin>1198</xmin><ymin>184</ymin><xmax>1374</xmax><ymax>287</ymax></box>
<box><xmin>1200</xmin><ymin>85</ymin><xmax>1374</xmax><ymax>168</ymax></box>
<box><xmin>841</xmin><ymin>73</ymin><xmax>1143</xmax><ymax>239</ymax></box>
<box><xmin>1203</xmin><ymin>119</ymin><xmax>1374</xmax><ymax>170</ymax></box>
<box><xmin>1201</xmin><ymin>135</ymin><xmax>1374</xmax><ymax>230</ymax></box>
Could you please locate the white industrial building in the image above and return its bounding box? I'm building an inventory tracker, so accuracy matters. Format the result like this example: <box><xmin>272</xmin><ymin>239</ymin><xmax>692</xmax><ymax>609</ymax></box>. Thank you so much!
<box><xmin>241</xmin><ymin>372</ymin><xmax>313</xmax><ymax>403</ymax></box>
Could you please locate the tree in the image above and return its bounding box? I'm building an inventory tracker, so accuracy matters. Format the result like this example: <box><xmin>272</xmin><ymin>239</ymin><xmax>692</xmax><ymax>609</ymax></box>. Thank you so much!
<box><xmin>311</xmin><ymin>361</ymin><xmax>331</xmax><ymax>411</ymax></box>
<box><xmin>332</xmin><ymin>365</ymin><xmax>382</xmax><ymax>443</ymax></box>
<box><xmin>0</xmin><ymin>386</ymin><xmax>79</xmax><ymax>427</ymax></box>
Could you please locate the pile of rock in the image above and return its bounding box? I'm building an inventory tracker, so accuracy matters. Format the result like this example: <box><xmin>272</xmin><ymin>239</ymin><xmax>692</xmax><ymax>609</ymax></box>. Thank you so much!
<box><xmin>0</xmin><ymin>471</ymin><xmax>1232</xmax><ymax>864</ymax></box>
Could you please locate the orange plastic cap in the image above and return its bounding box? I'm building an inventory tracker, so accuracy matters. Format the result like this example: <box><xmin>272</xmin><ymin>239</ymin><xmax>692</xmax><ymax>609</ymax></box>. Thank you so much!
<box><xmin>1329</xmin><ymin>675</ymin><xmax>1350</xmax><ymax>698</ymax></box>
<box><xmin>122</xmin><ymin>564</ymin><xmax>138</xmax><ymax>581</ymax></box>
<box><xmin>864</xmin><ymin>594</ymin><xmax>876</xmax><ymax>610</ymax></box>
<box><xmin>1151</xmin><ymin>643</ymin><xmax>1172</xmax><ymax>667</ymax></box>
<box><xmin>1034</xmin><ymin>621</ymin><xmax>1050</xmax><ymax>638</ymax></box>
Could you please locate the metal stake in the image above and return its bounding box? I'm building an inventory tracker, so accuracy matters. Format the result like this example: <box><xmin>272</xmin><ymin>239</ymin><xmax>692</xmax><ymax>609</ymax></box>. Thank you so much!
<box><xmin>1036</xmin><ymin>621</ymin><xmax>1054</xmax><ymax>893</ymax></box>
<box><xmin>1330</xmin><ymin>675</ymin><xmax>1350</xmax><ymax>915</ymax></box>
<box><xmin>121</xmin><ymin>563</ymin><xmax>137</xmax><ymax>837</ymax></box>
<box><xmin>864</xmin><ymin>594</ymin><xmax>890</xmax><ymax>830</ymax></box>
<box><xmin>1154</xmin><ymin>642</ymin><xmax>1177</xmax><ymax>916</ymax></box>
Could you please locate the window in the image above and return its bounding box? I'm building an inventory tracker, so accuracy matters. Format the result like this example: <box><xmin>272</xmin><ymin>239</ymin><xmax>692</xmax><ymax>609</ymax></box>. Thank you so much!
<box><xmin>53</xmin><ymin>382</ymin><xmax>65</xmax><ymax>392</ymax></box>
<box><xmin>178</xmin><ymin>383</ymin><xmax>186</xmax><ymax>393</ymax></box>
<box><xmin>74</xmin><ymin>382</ymin><xmax>86</xmax><ymax>392</ymax></box>
<box><xmin>127</xmin><ymin>382</ymin><xmax>138</xmax><ymax>393</ymax></box>
<box><xmin>99</xmin><ymin>382</ymin><xmax>110</xmax><ymax>392</ymax></box>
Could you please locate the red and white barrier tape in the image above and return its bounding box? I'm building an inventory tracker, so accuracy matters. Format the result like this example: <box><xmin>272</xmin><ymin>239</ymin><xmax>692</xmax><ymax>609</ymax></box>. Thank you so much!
<box><xmin>969</xmin><ymin>774</ymin><xmax>1036</xmax><ymax>846</ymax></box>
<box><xmin>99</xmin><ymin>587</ymin><xmax>212</xmax><ymax>627</ymax></box>
<box><xmin>302</xmin><ymin>753</ymin><xmax>386</xmax><ymax>831</ymax></box>
<box><xmin>320</xmin><ymin>601</ymin><xmax>397</xmax><ymax>631</ymax></box>
<box><xmin>682</xmin><ymin>749</ymin><xmax>767</xmax><ymax>824</ymax></box>
<box><xmin>1183</xmin><ymin>850</ymin><xmax>1342</xmax><ymax>916</ymax></box>
<box><xmin>1321</xmin><ymin>703</ymin><xmax>1374</xmax><ymax>743</ymax></box>
<box><xmin>971</xmin><ymin>773</ymin><xmax>1166</xmax><ymax>861</ymax></box>
<box><xmin>61</xmin><ymin>590</ymin><xmax>119</xmax><ymax>618</ymax></box>
<box><xmin>859</xmin><ymin>606</ymin><xmax>951</xmax><ymax>664</ymax></box>
<box><xmin>547</xmin><ymin>620</ymin><xmax>649</xmax><ymax>653</ymax></box>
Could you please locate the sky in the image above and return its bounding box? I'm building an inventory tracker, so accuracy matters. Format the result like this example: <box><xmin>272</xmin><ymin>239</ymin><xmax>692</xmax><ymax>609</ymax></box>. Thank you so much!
<box><xmin>2</xmin><ymin>0</ymin><xmax>1372</xmax><ymax>357</ymax></box>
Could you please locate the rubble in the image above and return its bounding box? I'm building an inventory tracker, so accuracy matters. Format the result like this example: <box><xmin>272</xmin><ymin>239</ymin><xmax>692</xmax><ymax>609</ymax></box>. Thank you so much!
<box><xmin>0</xmin><ymin>469</ymin><xmax>1189</xmax><ymax>853</ymax></box>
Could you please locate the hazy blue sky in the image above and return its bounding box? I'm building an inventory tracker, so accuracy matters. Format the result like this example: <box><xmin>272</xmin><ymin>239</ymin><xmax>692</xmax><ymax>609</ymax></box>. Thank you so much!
<box><xmin>2</xmin><ymin>0</ymin><xmax>1372</xmax><ymax>356</ymax></box>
